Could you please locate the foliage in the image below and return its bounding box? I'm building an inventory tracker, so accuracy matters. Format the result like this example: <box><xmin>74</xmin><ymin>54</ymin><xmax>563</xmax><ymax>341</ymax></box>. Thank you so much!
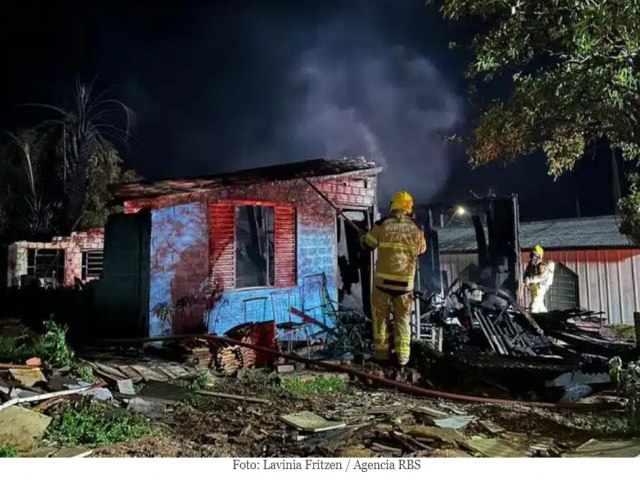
<box><xmin>0</xmin><ymin>444</ymin><xmax>18</xmax><ymax>458</ymax></box>
<box><xmin>0</xmin><ymin>320</ymin><xmax>95</xmax><ymax>383</ymax></box>
<box><xmin>610</xmin><ymin>357</ymin><xmax>640</xmax><ymax>432</ymax></box>
<box><xmin>182</xmin><ymin>394</ymin><xmax>215</xmax><ymax>408</ymax></box>
<box><xmin>431</xmin><ymin>0</ymin><xmax>640</xmax><ymax>243</ymax></box>
<box><xmin>46</xmin><ymin>400</ymin><xmax>156</xmax><ymax>447</ymax></box>
<box><xmin>33</xmin><ymin>320</ymin><xmax>75</xmax><ymax>369</ymax></box>
<box><xmin>281</xmin><ymin>376</ymin><xmax>348</xmax><ymax>396</ymax></box>
<box><xmin>611</xmin><ymin>324</ymin><xmax>636</xmax><ymax>341</ymax></box>
<box><xmin>184</xmin><ymin>371</ymin><xmax>216</xmax><ymax>390</ymax></box>
<box><xmin>1</xmin><ymin>81</ymin><xmax>139</xmax><ymax>239</ymax></box>
<box><xmin>618</xmin><ymin>173</ymin><xmax>640</xmax><ymax>244</ymax></box>
<box><xmin>77</xmin><ymin>142</ymin><xmax>140</xmax><ymax>231</ymax></box>
<box><xmin>0</xmin><ymin>336</ymin><xmax>37</xmax><ymax>363</ymax></box>
<box><xmin>1</xmin><ymin>130</ymin><xmax>57</xmax><ymax>238</ymax></box>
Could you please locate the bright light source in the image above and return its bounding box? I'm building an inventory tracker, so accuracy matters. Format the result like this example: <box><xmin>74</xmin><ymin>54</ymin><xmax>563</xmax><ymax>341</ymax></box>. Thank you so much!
<box><xmin>455</xmin><ymin>205</ymin><xmax>466</xmax><ymax>216</ymax></box>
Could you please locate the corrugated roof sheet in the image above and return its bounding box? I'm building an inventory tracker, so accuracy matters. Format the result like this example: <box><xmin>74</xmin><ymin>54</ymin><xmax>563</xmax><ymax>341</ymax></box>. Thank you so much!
<box><xmin>437</xmin><ymin>215</ymin><xmax>634</xmax><ymax>251</ymax></box>
<box><xmin>112</xmin><ymin>157</ymin><xmax>380</xmax><ymax>201</ymax></box>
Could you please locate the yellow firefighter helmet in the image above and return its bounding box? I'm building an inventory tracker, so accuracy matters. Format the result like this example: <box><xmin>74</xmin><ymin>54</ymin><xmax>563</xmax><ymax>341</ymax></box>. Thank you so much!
<box><xmin>390</xmin><ymin>191</ymin><xmax>414</xmax><ymax>214</ymax></box>
<box><xmin>533</xmin><ymin>245</ymin><xmax>544</xmax><ymax>257</ymax></box>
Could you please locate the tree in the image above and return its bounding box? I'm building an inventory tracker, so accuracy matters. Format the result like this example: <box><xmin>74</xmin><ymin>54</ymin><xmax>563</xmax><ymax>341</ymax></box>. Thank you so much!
<box><xmin>1</xmin><ymin>81</ymin><xmax>139</xmax><ymax>239</ymax></box>
<box><xmin>78</xmin><ymin>141</ymin><xmax>140</xmax><ymax>231</ymax></box>
<box><xmin>1</xmin><ymin>130</ymin><xmax>57</xmax><ymax>238</ymax></box>
<box><xmin>431</xmin><ymin>0</ymin><xmax>640</xmax><ymax>242</ymax></box>
<box><xmin>32</xmin><ymin>80</ymin><xmax>136</xmax><ymax>234</ymax></box>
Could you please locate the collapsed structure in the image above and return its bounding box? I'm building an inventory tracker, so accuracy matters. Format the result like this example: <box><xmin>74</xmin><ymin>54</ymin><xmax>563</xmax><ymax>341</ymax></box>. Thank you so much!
<box><xmin>411</xmin><ymin>197</ymin><xmax>637</xmax><ymax>401</ymax></box>
<box><xmin>5</xmin><ymin>230</ymin><xmax>105</xmax><ymax>288</ymax></box>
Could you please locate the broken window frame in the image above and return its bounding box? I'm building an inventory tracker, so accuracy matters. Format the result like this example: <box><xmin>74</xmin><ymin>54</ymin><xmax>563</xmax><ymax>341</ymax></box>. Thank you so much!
<box><xmin>26</xmin><ymin>248</ymin><xmax>65</xmax><ymax>283</ymax></box>
<box><xmin>81</xmin><ymin>249</ymin><xmax>104</xmax><ymax>280</ymax></box>
<box><xmin>235</xmin><ymin>204</ymin><xmax>276</xmax><ymax>289</ymax></box>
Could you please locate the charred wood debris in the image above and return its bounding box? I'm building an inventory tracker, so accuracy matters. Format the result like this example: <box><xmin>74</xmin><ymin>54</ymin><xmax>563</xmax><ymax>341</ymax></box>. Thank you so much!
<box><xmin>414</xmin><ymin>281</ymin><xmax>636</xmax><ymax>403</ymax></box>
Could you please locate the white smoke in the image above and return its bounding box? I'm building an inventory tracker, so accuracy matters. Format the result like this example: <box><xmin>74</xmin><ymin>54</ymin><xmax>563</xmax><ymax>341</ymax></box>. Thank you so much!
<box><xmin>286</xmin><ymin>38</ymin><xmax>462</xmax><ymax>203</ymax></box>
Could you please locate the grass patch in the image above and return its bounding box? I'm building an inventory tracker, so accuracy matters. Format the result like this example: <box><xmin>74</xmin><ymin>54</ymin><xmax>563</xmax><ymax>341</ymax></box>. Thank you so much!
<box><xmin>181</xmin><ymin>394</ymin><xmax>215</xmax><ymax>408</ymax></box>
<box><xmin>0</xmin><ymin>336</ymin><xmax>38</xmax><ymax>363</ymax></box>
<box><xmin>281</xmin><ymin>376</ymin><xmax>348</xmax><ymax>396</ymax></box>
<box><xmin>182</xmin><ymin>371</ymin><xmax>216</xmax><ymax>391</ymax></box>
<box><xmin>611</xmin><ymin>324</ymin><xmax>636</xmax><ymax>341</ymax></box>
<box><xmin>0</xmin><ymin>320</ymin><xmax>96</xmax><ymax>383</ymax></box>
<box><xmin>46</xmin><ymin>400</ymin><xmax>157</xmax><ymax>447</ymax></box>
<box><xmin>0</xmin><ymin>444</ymin><xmax>18</xmax><ymax>458</ymax></box>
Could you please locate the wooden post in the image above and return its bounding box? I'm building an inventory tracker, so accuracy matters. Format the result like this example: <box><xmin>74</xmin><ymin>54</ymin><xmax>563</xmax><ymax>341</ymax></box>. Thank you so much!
<box><xmin>635</xmin><ymin>312</ymin><xmax>640</xmax><ymax>347</ymax></box>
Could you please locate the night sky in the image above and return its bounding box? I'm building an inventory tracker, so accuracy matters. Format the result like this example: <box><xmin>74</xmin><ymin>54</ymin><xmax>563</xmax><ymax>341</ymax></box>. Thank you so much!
<box><xmin>0</xmin><ymin>0</ymin><xmax>626</xmax><ymax>221</ymax></box>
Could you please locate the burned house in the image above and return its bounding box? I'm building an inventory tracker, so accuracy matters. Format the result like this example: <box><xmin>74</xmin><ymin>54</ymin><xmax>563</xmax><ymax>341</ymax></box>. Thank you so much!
<box><xmin>94</xmin><ymin>158</ymin><xmax>380</xmax><ymax>339</ymax></box>
<box><xmin>6</xmin><ymin>229</ymin><xmax>105</xmax><ymax>288</ymax></box>
<box><xmin>437</xmin><ymin>215</ymin><xmax>640</xmax><ymax>324</ymax></box>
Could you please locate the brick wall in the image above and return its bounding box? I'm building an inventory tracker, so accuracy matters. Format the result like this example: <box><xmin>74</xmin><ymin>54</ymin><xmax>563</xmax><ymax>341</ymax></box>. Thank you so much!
<box><xmin>135</xmin><ymin>173</ymin><xmax>377</xmax><ymax>338</ymax></box>
<box><xmin>7</xmin><ymin>229</ymin><xmax>105</xmax><ymax>287</ymax></box>
<box><xmin>148</xmin><ymin>202</ymin><xmax>209</xmax><ymax>336</ymax></box>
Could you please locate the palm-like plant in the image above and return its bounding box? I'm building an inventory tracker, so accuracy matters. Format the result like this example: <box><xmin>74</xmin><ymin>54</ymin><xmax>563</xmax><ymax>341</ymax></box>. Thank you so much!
<box><xmin>3</xmin><ymin>130</ymin><xmax>55</xmax><ymax>238</ymax></box>
<box><xmin>29</xmin><ymin>79</ymin><xmax>136</xmax><ymax>234</ymax></box>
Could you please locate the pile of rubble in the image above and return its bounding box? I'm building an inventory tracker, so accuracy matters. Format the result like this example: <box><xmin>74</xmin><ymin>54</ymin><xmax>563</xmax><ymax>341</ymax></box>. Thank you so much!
<box><xmin>415</xmin><ymin>282</ymin><xmax>636</xmax><ymax>402</ymax></box>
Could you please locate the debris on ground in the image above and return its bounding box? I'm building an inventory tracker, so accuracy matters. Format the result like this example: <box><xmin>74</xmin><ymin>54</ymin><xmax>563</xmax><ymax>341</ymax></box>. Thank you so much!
<box><xmin>464</xmin><ymin>436</ymin><xmax>527</xmax><ymax>457</ymax></box>
<box><xmin>0</xmin><ymin>314</ymin><xmax>636</xmax><ymax>458</ymax></box>
<box><xmin>127</xmin><ymin>397</ymin><xmax>167</xmax><ymax>419</ymax></box>
<box><xmin>9</xmin><ymin>368</ymin><xmax>47</xmax><ymax>388</ymax></box>
<box><xmin>281</xmin><ymin>411</ymin><xmax>347</xmax><ymax>432</ymax></box>
<box><xmin>564</xmin><ymin>438</ymin><xmax>640</xmax><ymax>457</ymax></box>
<box><xmin>0</xmin><ymin>405</ymin><xmax>52</xmax><ymax>451</ymax></box>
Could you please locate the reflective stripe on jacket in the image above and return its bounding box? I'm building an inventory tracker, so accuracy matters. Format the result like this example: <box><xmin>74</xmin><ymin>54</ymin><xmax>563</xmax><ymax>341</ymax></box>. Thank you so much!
<box><xmin>363</xmin><ymin>211</ymin><xmax>427</xmax><ymax>292</ymax></box>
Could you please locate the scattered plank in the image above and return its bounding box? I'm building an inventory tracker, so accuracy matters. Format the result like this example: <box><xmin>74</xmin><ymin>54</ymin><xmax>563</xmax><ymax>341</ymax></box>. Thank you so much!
<box><xmin>0</xmin><ymin>385</ymin><xmax>100</xmax><ymax>412</ymax></box>
<box><xmin>478</xmin><ymin>420</ymin><xmax>506</xmax><ymax>435</ymax></box>
<box><xmin>130</xmin><ymin>365</ymin><xmax>170</xmax><ymax>382</ymax></box>
<box><xmin>563</xmin><ymin>439</ymin><xmax>640</xmax><ymax>458</ymax></box>
<box><xmin>116</xmin><ymin>366</ymin><xmax>144</xmax><ymax>383</ymax></box>
<box><xmin>464</xmin><ymin>436</ymin><xmax>527</xmax><ymax>458</ymax></box>
<box><xmin>117</xmin><ymin>379</ymin><xmax>136</xmax><ymax>396</ymax></box>
<box><xmin>280</xmin><ymin>411</ymin><xmax>346</xmax><ymax>432</ymax></box>
<box><xmin>403</xmin><ymin>425</ymin><xmax>465</xmax><ymax>446</ymax></box>
<box><xmin>195</xmin><ymin>390</ymin><xmax>271</xmax><ymax>405</ymax></box>
<box><xmin>9</xmin><ymin>368</ymin><xmax>47</xmax><ymax>388</ymax></box>
<box><xmin>93</xmin><ymin>363</ymin><xmax>128</xmax><ymax>380</ymax></box>
<box><xmin>0</xmin><ymin>406</ymin><xmax>52</xmax><ymax>452</ymax></box>
<box><xmin>370</xmin><ymin>442</ymin><xmax>403</xmax><ymax>455</ymax></box>
<box><xmin>51</xmin><ymin>447</ymin><xmax>94</xmax><ymax>458</ymax></box>
<box><xmin>0</xmin><ymin>363</ymin><xmax>39</xmax><ymax>370</ymax></box>
<box><xmin>433</xmin><ymin>415</ymin><xmax>476</xmax><ymax>430</ymax></box>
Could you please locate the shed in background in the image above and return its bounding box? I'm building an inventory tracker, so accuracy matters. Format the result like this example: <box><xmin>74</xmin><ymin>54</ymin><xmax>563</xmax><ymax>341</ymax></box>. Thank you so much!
<box><xmin>438</xmin><ymin>215</ymin><xmax>640</xmax><ymax>324</ymax></box>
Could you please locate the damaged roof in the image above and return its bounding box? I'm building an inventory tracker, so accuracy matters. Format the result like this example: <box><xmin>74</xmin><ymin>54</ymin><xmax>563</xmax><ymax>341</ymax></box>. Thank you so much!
<box><xmin>112</xmin><ymin>157</ymin><xmax>380</xmax><ymax>201</ymax></box>
<box><xmin>438</xmin><ymin>215</ymin><xmax>635</xmax><ymax>251</ymax></box>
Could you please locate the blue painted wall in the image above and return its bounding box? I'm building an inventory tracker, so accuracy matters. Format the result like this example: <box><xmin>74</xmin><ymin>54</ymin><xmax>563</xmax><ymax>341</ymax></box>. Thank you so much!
<box><xmin>207</xmin><ymin>205</ymin><xmax>338</xmax><ymax>339</ymax></box>
<box><xmin>148</xmin><ymin>202</ymin><xmax>208</xmax><ymax>337</ymax></box>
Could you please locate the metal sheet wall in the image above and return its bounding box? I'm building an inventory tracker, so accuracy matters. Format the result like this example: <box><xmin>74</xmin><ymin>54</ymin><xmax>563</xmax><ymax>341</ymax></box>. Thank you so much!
<box><xmin>439</xmin><ymin>249</ymin><xmax>640</xmax><ymax>324</ymax></box>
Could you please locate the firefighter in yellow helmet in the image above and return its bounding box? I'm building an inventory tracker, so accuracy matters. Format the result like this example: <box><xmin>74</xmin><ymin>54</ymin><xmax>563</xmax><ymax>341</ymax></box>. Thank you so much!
<box><xmin>362</xmin><ymin>191</ymin><xmax>426</xmax><ymax>368</ymax></box>
<box><xmin>524</xmin><ymin>245</ymin><xmax>550</xmax><ymax>313</ymax></box>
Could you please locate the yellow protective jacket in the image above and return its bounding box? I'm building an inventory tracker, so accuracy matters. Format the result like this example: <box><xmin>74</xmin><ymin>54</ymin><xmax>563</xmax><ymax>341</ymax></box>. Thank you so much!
<box><xmin>524</xmin><ymin>261</ymin><xmax>549</xmax><ymax>285</ymax></box>
<box><xmin>362</xmin><ymin>211</ymin><xmax>427</xmax><ymax>292</ymax></box>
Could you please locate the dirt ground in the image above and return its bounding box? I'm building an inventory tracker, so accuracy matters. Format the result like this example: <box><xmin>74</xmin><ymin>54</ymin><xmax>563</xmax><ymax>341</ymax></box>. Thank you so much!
<box><xmin>92</xmin><ymin>370</ymin><xmax>628</xmax><ymax>458</ymax></box>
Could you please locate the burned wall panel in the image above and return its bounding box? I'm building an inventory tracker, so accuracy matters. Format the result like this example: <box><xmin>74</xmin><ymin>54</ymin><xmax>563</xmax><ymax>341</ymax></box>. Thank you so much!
<box><xmin>121</xmin><ymin>172</ymin><xmax>377</xmax><ymax>339</ymax></box>
<box><xmin>148</xmin><ymin>202</ymin><xmax>209</xmax><ymax>336</ymax></box>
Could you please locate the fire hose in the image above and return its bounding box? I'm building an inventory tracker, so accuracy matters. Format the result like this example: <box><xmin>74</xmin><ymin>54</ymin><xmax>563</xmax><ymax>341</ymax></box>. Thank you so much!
<box><xmin>91</xmin><ymin>334</ymin><xmax>616</xmax><ymax>411</ymax></box>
